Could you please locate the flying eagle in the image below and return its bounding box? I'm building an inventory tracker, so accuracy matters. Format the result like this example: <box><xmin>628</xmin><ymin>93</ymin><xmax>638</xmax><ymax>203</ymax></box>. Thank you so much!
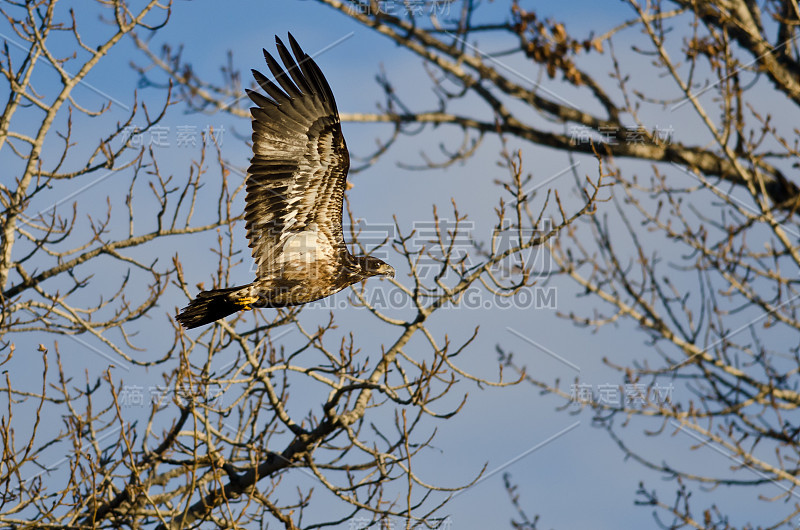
<box><xmin>176</xmin><ymin>34</ymin><xmax>394</xmax><ymax>329</ymax></box>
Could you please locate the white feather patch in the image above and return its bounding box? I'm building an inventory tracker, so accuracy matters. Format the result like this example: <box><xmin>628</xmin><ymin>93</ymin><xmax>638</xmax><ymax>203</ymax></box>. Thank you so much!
<box><xmin>278</xmin><ymin>224</ymin><xmax>330</xmax><ymax>264</ymax></box>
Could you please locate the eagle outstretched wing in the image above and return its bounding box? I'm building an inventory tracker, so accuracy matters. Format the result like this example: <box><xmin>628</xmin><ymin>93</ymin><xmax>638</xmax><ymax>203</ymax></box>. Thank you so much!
<box><xmin>244</xmin><ymin>33</ymin><xmax>350</xmax><ymax>280</ymax></box>
<box><xmin>175</xmin><ymin>34</ymin><xmax>394</xmax><ymax>329</ymax></box>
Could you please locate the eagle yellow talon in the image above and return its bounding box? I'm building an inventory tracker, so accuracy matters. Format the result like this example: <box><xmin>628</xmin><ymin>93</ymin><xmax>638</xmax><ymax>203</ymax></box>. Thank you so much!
<box><xmin>236</xmin><ymin>296</ymin><xmax>258</xmax><ymax>311</ymax></box>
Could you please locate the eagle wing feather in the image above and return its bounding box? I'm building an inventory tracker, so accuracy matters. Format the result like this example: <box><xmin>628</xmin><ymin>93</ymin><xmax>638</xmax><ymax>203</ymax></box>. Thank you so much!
<box><xmin>244</xmin><ymin>34</ymin><xmax>350</xmax><ymax>281</ymax></box>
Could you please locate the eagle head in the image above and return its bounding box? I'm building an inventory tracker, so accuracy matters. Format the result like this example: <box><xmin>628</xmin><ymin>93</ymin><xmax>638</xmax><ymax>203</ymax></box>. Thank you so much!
<box><xmin>356</xmin><ymin>256</ymin><xmax>395</xmax><ymax>279</ymax></box>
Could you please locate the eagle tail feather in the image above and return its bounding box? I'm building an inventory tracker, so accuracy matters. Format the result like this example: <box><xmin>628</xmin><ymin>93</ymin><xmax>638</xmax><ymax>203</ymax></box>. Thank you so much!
<box><xmin>176</xmin><ymin>285</ymin><xmax>252</xmax><ymax>329</ymax></box>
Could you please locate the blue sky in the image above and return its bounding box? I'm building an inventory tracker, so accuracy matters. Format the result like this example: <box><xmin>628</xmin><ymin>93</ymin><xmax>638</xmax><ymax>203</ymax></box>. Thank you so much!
<box><xmin>3</xmin><ymin>1</ymin><xmax>797</xmax><ymax>528</ymax></box>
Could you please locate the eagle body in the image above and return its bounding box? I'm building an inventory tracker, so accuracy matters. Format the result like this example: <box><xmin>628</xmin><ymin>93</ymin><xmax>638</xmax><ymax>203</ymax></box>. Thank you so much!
<box><xmin>176</xmin><ymin>34</ymin><xmax>394</xmax><ymax>329</ymax></box>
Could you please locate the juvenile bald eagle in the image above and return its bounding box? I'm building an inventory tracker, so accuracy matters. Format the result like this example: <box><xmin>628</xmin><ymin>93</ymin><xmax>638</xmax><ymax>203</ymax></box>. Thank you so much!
<box><xmin>176</xmin><ymin>34</ymin><xmax>394</xmax><ymax>329</ymax></box>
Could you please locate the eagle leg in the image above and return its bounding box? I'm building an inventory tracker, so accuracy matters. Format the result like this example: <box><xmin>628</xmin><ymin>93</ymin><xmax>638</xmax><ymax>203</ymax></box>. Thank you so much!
<box><xmin>176</xmin><ymin>284</ymin><xmax>254</xmax><ymax>329</ymax></box>
<box><xmin>236</xmin><ymin>296</ymin><xmax>258</xmax><ymax>311</ymax></box>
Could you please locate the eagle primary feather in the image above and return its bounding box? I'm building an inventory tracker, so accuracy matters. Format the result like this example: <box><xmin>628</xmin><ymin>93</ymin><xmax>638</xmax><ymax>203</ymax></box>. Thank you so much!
<box><xmin>176</xmin><ymin>34</ymin><xmax>394</xmax><ymax>329</ymax></box>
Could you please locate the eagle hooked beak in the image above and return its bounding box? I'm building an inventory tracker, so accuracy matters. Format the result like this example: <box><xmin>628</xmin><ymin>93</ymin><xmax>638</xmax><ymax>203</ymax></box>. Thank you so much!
<box><xmin>378</xmin><ymin>263</ymin><xmax>395</xmax><ymax>279</ymax></box>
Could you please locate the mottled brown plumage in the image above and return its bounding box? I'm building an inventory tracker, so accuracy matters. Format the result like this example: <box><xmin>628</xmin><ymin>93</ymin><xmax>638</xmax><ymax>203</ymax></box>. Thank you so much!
<box><xmin>177</xmin><ymin>34</ymin><xmax>394</xmax><ymax>329</ymax></box>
